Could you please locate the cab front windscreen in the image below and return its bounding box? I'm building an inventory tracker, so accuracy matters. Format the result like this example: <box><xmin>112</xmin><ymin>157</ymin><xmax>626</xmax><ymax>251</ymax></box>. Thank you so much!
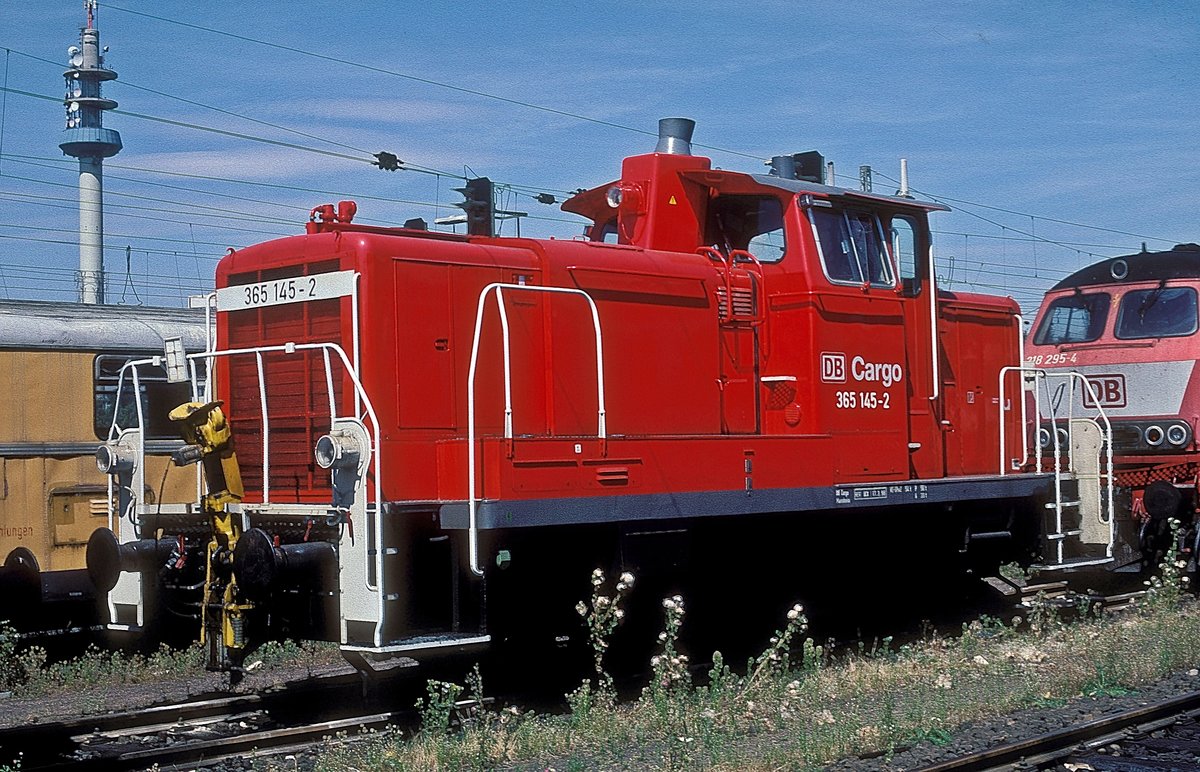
<box><xmin>1033</xmin><ymin>292</ymin><xmax>1110</xmax><ymax>345</ymax></box>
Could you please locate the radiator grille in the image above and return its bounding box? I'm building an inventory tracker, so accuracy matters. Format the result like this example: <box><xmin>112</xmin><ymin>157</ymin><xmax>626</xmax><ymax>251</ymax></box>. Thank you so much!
<box><xmin>224</xmin><ymin>261</ymin><xmax>343</xmax><ymax>503</ymax></box>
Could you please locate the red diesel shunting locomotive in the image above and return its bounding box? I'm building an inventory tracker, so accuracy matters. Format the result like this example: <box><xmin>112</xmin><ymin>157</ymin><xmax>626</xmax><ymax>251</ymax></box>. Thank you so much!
<box><xmin>1025</xmin><ymin>243</ymin><xmax>1200</xmax><ymax>569</ymax></box>
<box><xmin>88</xmin><ymin>119</ymin><xmax>1100</xmax><ymax>673</ymax></box>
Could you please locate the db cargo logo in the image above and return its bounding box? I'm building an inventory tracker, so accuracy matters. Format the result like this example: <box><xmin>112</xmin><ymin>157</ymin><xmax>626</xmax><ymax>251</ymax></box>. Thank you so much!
<box><xmin>1083</xmin><ymin>374</ymin><xmax>1126</xmax><ymax>408</ymax></box>
<box><xmin>821</xmin><ymin>352</ymin><xmax>846</xmax><ymax>383</ymax></box>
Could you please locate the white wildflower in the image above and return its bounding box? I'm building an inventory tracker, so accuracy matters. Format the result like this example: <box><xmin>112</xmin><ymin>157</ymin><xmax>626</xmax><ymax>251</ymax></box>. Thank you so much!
<box><xmin>575</xmin><ymin>601</ymin><xmax>587</xmax><ymax>617</ymax></box>
<box><xmin>620</xmin><ymin>572</ymin><xmax>634</xmax><ymax>585</ymax></box>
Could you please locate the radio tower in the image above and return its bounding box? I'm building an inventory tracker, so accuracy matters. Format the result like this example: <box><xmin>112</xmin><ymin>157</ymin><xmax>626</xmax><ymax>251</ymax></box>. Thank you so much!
<box><xmin>59</xmin><ymin>0</ymin><xmax>122</xmax><ymax>305</ymax></box>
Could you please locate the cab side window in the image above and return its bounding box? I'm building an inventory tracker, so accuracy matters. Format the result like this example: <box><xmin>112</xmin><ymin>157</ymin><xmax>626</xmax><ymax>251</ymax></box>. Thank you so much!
<box><xmin>809</xmin><ymin>208</ymin><xmax>895</xmax><ymax>287</ymax></box>
<box><xmin>706</xmin><ymin>195</ymin><xmax>786</xmax><ymax>263</ymax></box>
<box><xmin>889</xmin><ymin>214</ymin><xmax>923</xmax><ymax>296</ymax></box>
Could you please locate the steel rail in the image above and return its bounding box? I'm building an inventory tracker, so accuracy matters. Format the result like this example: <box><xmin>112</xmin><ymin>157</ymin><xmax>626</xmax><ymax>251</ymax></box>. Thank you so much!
<box><xmin>60</xmin><ymin>710</ymin><xmax>403</xmax><ymax>771</ymax></box>
<box><xmin>0</xmin><ymin>669</ymin><xmax>363</xmax><ymax>770</ymax></box>
<box><xmin>0</xmin><ymin>692</ymin><xmax>267</xmax><ymax>757</ymax></box>
<box><xmin>916</xmin><ymin>690</ymin><xmax>1200</xmax><ymax>771</ymax></box>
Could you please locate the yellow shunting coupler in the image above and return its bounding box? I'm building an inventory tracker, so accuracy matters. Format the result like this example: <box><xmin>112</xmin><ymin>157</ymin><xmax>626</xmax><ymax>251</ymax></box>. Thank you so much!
<box><xmin>168</xmin><ymin>401</ymin><xmax>251</xmax><ymax>673</ymax></box>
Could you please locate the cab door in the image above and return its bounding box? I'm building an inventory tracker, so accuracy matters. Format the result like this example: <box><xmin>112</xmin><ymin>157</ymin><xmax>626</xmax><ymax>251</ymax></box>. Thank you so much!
<box><xmin>888</xmin><ymin>214</ymin><xmax>946</xmax><ymax>480</ymax></box>
<box><xmin>807</xmin><ymin>206</ymin><xmax>911</xmax><ymax>481</ymax></box>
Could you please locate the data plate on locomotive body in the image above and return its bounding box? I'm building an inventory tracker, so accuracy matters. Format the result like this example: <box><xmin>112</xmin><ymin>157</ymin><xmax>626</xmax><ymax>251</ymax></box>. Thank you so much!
<box><xmin>216</xmin><ymin>270</ymin><xmax>357</xmax><ymax>312</ymax></box>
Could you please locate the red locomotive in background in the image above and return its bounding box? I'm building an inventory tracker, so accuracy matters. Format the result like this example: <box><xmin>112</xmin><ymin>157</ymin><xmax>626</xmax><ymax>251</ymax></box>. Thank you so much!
<box><xmin>1025</xmin><ymin>243</ymin><xmax>1200</xmax><ymax>569</ymax></box>
<box><xmin>88</xmin><ymin>119</ymin><xmax>1100</xmax><ymax>672</ymax></box>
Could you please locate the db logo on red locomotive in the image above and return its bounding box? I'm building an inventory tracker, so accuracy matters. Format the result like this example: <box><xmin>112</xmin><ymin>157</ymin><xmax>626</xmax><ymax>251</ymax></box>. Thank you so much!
<box><xmin>821</xmin><ymin>352</ymin><xmax>846</xmax><ymax>383</ymax></box>
<box><xmin>1082</xmin><ymin>374</ymin><xmax>1126</xmax><ymax>408</ymax></box>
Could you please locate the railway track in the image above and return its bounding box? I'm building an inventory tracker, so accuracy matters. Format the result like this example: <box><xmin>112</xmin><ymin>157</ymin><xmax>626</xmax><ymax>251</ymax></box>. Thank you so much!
<box><xmin>0</xmin><ymin>668</ymin><xmax>379</xmax><ymax>771</ymax></box>
<box><xmin>916</xmin><ymin>691</ymin><xmax>1200</xmax><ymax>771</ymax></box>
<box><xmin>60</xmin><ymin>707</ymin><xmax>401</xmax><ymax>771</ymax></box>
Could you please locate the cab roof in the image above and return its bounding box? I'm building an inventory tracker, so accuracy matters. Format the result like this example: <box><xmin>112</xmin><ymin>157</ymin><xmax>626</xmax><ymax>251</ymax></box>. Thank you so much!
<box><xmin>1051</xmin><ymin>243</ymin><xmax>1200</xmax><ymax>291</ymax></box>
<box><xmin>748</xmin><ymin>174</ymin><xmax>950</xmax><ymax>212</ymax></box>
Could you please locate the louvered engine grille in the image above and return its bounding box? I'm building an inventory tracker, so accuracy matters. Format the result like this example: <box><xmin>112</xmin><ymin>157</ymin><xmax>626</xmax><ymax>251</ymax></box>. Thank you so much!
<box><xmin>715</xmin><ymin>286</ymin><xmax>756</xmax><ymax>321</ymax></box>
<box><xmin>224</xmin><ymin>261</ymin><xmax>343</xmax><ymax>503</ymax></box>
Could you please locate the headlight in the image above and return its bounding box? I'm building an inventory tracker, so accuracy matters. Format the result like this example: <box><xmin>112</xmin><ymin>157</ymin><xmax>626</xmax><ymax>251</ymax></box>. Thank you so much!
<box><xmin>95</xmin><ymin>443</ymin><xmax>133</xmax><ymax>474</ymax></box>
<box><xmin>315</xmin><ymin>433</ymin><xmax>361</xmax><ymax>470</ymax></box>
<box><xmin>1144</xmin><ymin>425</ymin><xmax>1165</xmax><ymax>447</ymax></box>
<box><xmin>1167</xmin><ymin>423</ymin><xmax>1190</xmax><ymax>447</ymax></box>
<box><xmin>1038</xmin><ymin>427</ymin><xmax>1052</xmax><ymax>450</ymax></box>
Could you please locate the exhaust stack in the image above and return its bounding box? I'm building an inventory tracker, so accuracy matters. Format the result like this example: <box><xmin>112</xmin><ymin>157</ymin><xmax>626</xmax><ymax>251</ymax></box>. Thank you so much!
<box><xmin>655</xmin><ymin>118</ymin><xmax>695</xmax><ymax>155</ymax></box>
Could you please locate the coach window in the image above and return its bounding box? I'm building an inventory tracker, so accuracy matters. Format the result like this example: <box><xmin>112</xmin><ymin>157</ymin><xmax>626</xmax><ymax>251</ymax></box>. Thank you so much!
<box><xmin>1115</xmin><ymin>285</ymin><xmax>1198</xmax><ymax>340</ymax></box>
<box><xmin>94</xmin><ymin>355</ymin><xmax>196</xmax><ymax>440</ymax></box>
<box><xmin>1032</xmin><ymin>293</ymin><xmax>1110</xmax><ymax>345</ymax></box>
<box><xmin>707</xmin><ymin>195</ymin><xmax>786</xmax><ymax>263</ymax></box>
<box><xmin>809</xmin><ymin>207</ymin><xmax>894</xmax><ymax>287</ymax></box>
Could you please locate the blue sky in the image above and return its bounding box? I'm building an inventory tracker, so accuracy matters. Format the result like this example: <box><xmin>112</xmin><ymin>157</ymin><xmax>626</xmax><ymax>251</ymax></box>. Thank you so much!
<box><xmin>0</xmin><ymin>2</ymin><xmax>1197</xmax><ymax>312</ymax></box>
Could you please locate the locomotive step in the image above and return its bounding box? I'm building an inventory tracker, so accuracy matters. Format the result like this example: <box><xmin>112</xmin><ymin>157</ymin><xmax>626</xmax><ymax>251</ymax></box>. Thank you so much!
<box><xmin>341</xmin><ymin>632</ymin><xmax>491</xmax><ymax>655</ymax></box>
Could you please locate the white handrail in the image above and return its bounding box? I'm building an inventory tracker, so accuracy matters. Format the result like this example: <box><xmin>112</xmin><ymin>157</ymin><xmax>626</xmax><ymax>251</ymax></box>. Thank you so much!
<box><xmin>997</xmin><ymin>365</ymin><xmax>1028</xmax><ymax>476</ymax></box>
<box><xmin>999</xmin><ymin>366</ymin><xmax>1116</xmax><ymax>563</ymax></box>
<box><xmin>191</xmin><ymin>341</ymin><xmax>385</xmax><ymax>638</ymax></box>
<box><xmin>255</xmin><ymin>351</ymin><xmax>270</xmax><ymax>503</ymax></box>
<box><xmin>466</xmin><ymin>283</ymin><xmax>606</xmax><ymax>577</ymax></box>
<box><xmin>203</xmin><ymin>292</ymin><xmax>217</xmax><ymax>353</ymax></box>
<box><xmin>322</xmin><ymin>348</ymin><xmax>336</xmax><ymax>418</ymax></box>
<box><xmin>495</xmin><ymin>287</ymin><xmax>515</xmax><ymax>439</ymax></box>
<box><xmin>109</xmin><ymin>338</ymin><xmax>386</xmax><ymax>646</ymax></box>
<box><xmin>107</xmin><ymin>357</ymin><xmax>157</xmax><ymax>529</ymax></box>
<box><xmin>928</xmin><ymin>243</ymin><xmax>940</xmax><ymax>402</ymax></box>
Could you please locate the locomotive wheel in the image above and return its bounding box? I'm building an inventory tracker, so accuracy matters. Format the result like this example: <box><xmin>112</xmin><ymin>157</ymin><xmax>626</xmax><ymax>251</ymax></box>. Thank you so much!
<box><xmin>1143</xmin><ymin>481</ymin><xmax>1184</xmax><ymax>520</ymax></box>
<box><xmin>1140</xmin><ymin>481</ymin><xmax>1187</xmax><ymax>572</ymax></box>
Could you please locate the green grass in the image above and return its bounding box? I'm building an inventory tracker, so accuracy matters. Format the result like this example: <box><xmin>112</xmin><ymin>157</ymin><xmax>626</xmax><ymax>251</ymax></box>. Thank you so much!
<box><xmin>312</xmin><ymin>577</ymin><xmax>1200</xmax><ymax>771</ymax></box>
<box><xmin>0</xmin><ymin>627</ymin><xmax>340</xmax><ymax>703</ymax></box>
